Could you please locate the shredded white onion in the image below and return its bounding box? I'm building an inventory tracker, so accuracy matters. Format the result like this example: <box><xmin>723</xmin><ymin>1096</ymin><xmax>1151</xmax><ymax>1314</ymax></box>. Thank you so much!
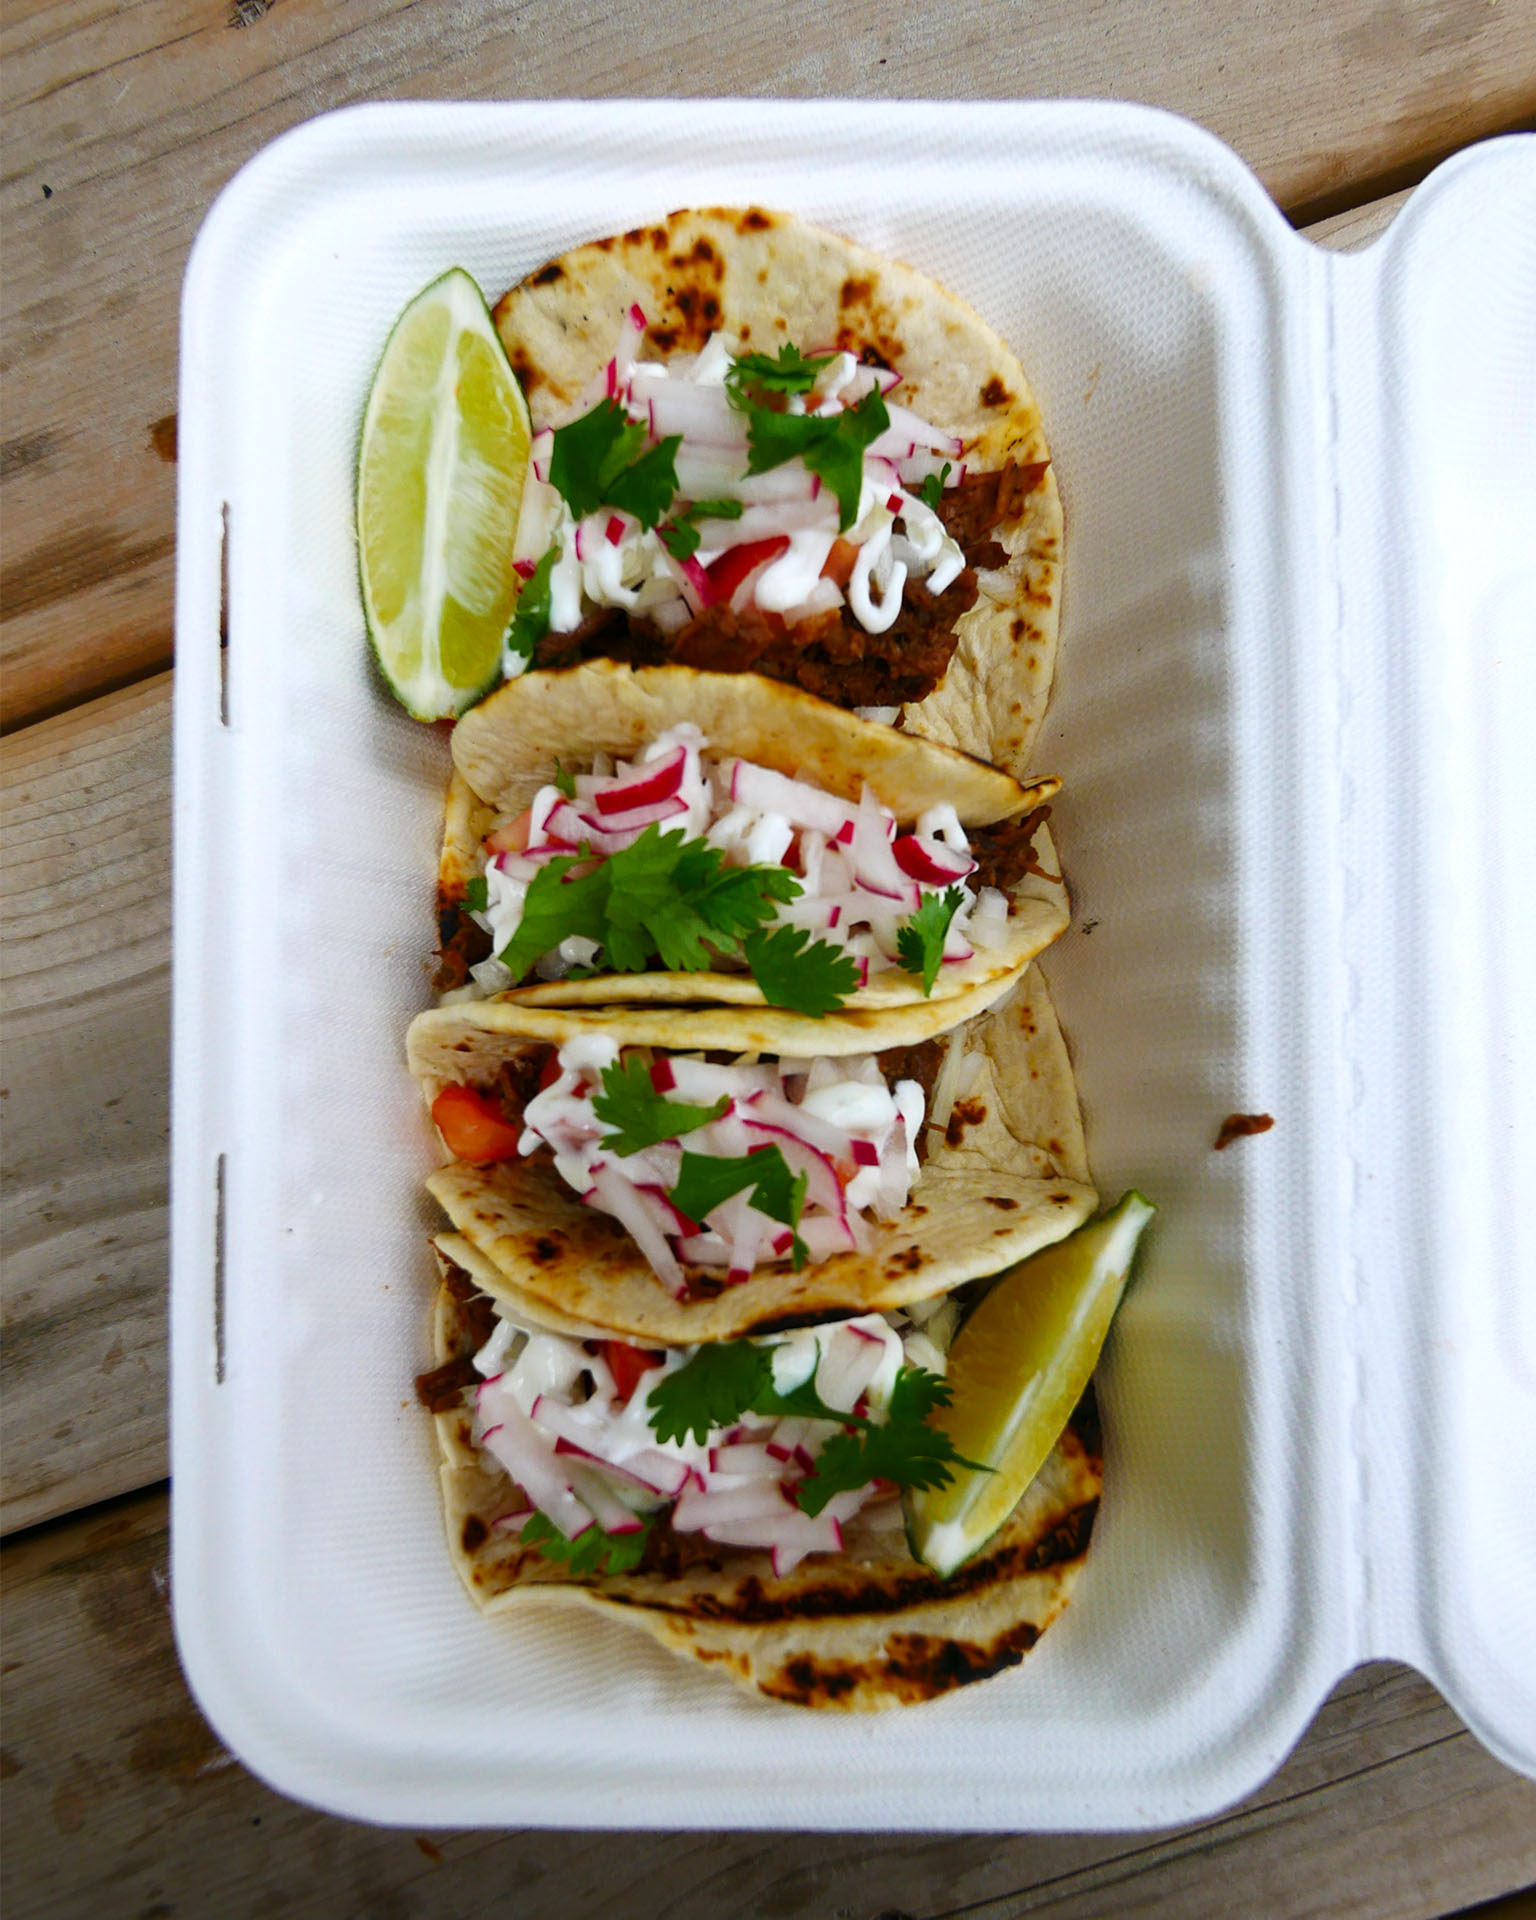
<box><xmin>460</xmin><ymin>727</ymin><xmax>1002</xmax><ymax>991</ymax></box>
<box><xmin>464</xmin><ymin>1309</ymin><xmax>946</xmax><ymax>1574</ymax></box>
<box><xmin>524</xmin><ymin>317</ymin><xmax>967</xmax><ymax>646</ymax></box>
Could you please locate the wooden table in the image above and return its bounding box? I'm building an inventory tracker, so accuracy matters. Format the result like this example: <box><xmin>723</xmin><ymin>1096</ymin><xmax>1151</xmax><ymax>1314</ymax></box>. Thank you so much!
<box><xmin>4</xmin><ymin>8</ymin><xmax>1535</xmax><ymax>1915</ymax></box>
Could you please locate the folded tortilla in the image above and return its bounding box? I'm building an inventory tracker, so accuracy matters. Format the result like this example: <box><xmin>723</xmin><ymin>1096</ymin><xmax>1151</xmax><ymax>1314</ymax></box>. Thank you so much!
<box><xmin>409</xmin><ymin>966</ymin><xmax>1095</xmax><ymax>1344</ymax></box>
<box><xmin>426</xmin><ymin>1264</ymin><xmax>1101</xmax><ymax>1711</ymax></box>
<box><xmin>441</xmin><ymin>662</ymin><xmax>1069</xmax><ymax>1014</ymax></box>
<box><xmin>492</xmin><ymin>207</ymin><xmax>1062</xmax><ymax>781</ymax></box>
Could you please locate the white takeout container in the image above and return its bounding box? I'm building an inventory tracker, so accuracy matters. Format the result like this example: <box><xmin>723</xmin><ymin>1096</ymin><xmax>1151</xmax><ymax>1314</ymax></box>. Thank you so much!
<box><xmin>170</xmin><ymin>102</ymin><xmax>1536</xmax><ymax>1829</ymax></box>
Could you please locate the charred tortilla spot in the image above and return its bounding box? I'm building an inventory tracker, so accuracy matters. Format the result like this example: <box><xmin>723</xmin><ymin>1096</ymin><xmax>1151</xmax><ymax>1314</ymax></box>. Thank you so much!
<box><xmin>506</xmin><ymin>345</ymin><xmax>540</xmax><ymax>394</ymax></box>
<box><xmin>884</xmin><ymin>1247</ymin><xmax>925</xmax><ymax>1276</ymax></box>
<box><xmin>1026</xmin><ymin>1498</ymin><xmax>1097</xmax><ymax>1570</ymax></box>
<box><xmin>461</xmin><ymin>1515</ymin><xmax>489</xmax><ymax>1553</ymax></box>
<box><xmin>649</xmin><ymin>326</ymin><xmax>679</xmax><ymax>352</ymax></box>
<box><xmin>980</xmin><ymin>375</ymin><xmax>1013</xmax><ymax>407</ymax></box>
<box><xmin>1049</xmin><ymin>1192</ymin><xmax>1072</xmax><ymax>1204</ymax></box>
<box><xmin>529</xmin><ymin>261</ymin><xmax>564</xmax><ymax>287</ymax></box>
<box><xmin>886</xmin><ymin>1621</ymin><xmax>1041</xmax><ymax>1692</ymax></box>
<box><xmin>840</xmin><ymin>275</ymin><xmax>874</xmax><ymax>309</ymax></box>
<box><xmin>738</xmin><ymin>207</ymin><xmax>774</xmax><ymax>232</ymax></box>
<box><xmin>531</xmin><ymin>1235</ymin><xmax>563</xmax><ymax>1264</ymax></box>
<box><xmin>986</xmin><ymin>1196</ymin><xmax>1020</xmax><ymax>1211</ymax></box>
<box><xmin>661</xmin><ymin>1471</ymin><xmax>1093</xmax><ymax>1625</ymax></box>
<box><xmin>766</xmin><ymin>1656</ymin><xmax>862</xmax><ymax>1706</ymax></box>
<box><xmin>944</xmin><ymin>1097</ymin><xmax>988</xmax><ymax>1147</ymax></box>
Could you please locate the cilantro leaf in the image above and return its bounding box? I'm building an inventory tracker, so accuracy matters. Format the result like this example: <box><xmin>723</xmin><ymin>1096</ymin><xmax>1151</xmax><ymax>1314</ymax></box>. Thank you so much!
<box><xmin>592</xmin><ymin>1055</ymin><xmax>728</xmax><ymax>1158</ymax></box>
<box><xmin>645</xmin><ymin>1345</ymin><xmax>989</xmax><ymax>1513</ymax></box>
<box><xmin>795</xmin><ymin>1366</ymin><xmax>989</xmax><ymax>1516</ymax></box>
<box><xmin>739</xmin><ymin>386</ymin><xmax>889</xmax><ymax>530</ymax></box>
<box><xmin>508</xmin><ymin>545</ymin><xmax>557</xmax><ymax>662</ymax></box>
<box><xmin>547</xmin><ymin>399</ymin><xmax>680</xmax><ymax>529</ymax></box>
<box><xmin>495</xmin><ymin>850</ymin><xmax>612</xmax><ymax>981</ymax></box>
<box><xmin>552</xmin><ymin>758</ymin><xmax>577</xmax><ymax>799</ymax></box>
<box><xmin>917</xmin><ymin>462</ymin><xmax>952</xmax><ymax>512</ymax></box>
<box><xmin>462</xmin><ymin>875</ymin><xmax>489</xmax><ymax>914</ymax></box>
<box><xmin>603</xmin><ymin>434</ymin><xmax>683</xmax><ymax>528</ymax></box>
<box><xmin>743</xmin><ymin>925</ymin><xmax>860</xmax><ymax>1017</ymax></box>
<box><xmin>519</xmin><ymin>1508</ymin><xmax>652</xmax><ymax>1576</ymax></box>
<box><xmin>659</xmin><ymin>497</ymin><xmax>744</xmax><ymax>562</ymax></box>
<box><xmin>646</xmin><ymin>1343</ymin><xmax>776</xmax><ymax>1446</ymax></box>
<box><xmin>725</xmin><ymin>344</ymin><xmax>837</xmax><ymax>398</ymax></box>
<box><xmin>494</xmin><ymin>826</ymin><xmax>820</xmax><ymax>1005</ymax></box>
<box><xmin>669</xmin><ymin>1146</ymin><xmax>808</xmax><ymax>1267</ymax></box>
<box><xmin>895</xmin><ymin>885</ymin><xmax>966</xmax><ymax>996</ymax></box>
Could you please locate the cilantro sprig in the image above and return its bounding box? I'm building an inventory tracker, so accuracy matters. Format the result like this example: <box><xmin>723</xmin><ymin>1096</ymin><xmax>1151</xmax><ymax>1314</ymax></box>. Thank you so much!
<box><xmin>495</xmin><ymin>825</ymin><xmax>854</xmax><ymax>1016</ymax></box>
<box><xmin>895</xmin><ymin>886</ymin><xmax>966</xmax><ymax>996</ymax></box>
<box><xmin>670</xmin><ymin>1146</ymin><xmax>809</xmax><ymax>1270</ymax></box>
<box><xmin>659</xmin><ymin>496</ymin><xmax>743</xmax><ymax>562</ymax></box>
<box><xmin>462</xmin><ymin>875</ymin><xmax>489</xmax><ymax>914</ymax></box>
<box><xmin>507</xmin><ymin>544</ymin><xmax>557</xmax><ymax>663</ymax></box>
<box><xmin>731</xmin><ymin>384</ymin><xmax>890</xmax><ymax>531</ymax></box>
<box><xmin>742</xmin><ymin>925</ymin><xmax>861</xmax><ymax>1018</ymax></box>
<box><xmin>724</xmin><ymin>344</ymin><xmax>837</xmax><ymax>398</ymax></box>
<box><xmin>646</xmin><ymin>1345</ymin><xmax>987</xmax><ymax>1511</ymax></box>
<box><xmin>592</xmin><ymin>1056</ymin><xmax>728</xmax><ymax>1158</ymax></box>
<box><xmin>547</xmin><ymin>399</ymin><xmax>681</xmax><ymax>529</ymax></box>
<box><xmin>917</xmin><ymin>462</ymin><xmax>952</xmax><ymax>512</ymax></box>
<box><xmin>519</xmin><ymin>1509</ymin><xmax>652</xmax><ymax>1576</ymax></box>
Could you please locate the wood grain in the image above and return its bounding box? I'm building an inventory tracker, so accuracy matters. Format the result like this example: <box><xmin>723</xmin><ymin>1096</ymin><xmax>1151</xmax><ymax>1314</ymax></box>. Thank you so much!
<box><xmin>2</xmin><ymin>1489</ymin><xmax>1533</xmax><ymax>1920</ymax></box>
<box><xmin>4</xmin><ymin>0</ymin><xmax>1534</xmax><ymax>724</ymax></box>
<box><xmin>0</xmin><ymin>676</ymin><xmax>172</xmax><ymax>1533</ymax></box>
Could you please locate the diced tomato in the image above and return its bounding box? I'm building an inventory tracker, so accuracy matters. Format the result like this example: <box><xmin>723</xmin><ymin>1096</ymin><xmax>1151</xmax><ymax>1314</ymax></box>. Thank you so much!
<box><xmin>705</xmin><ymin>535</ymin><xmax>790</xmax><ymax>605</ymax></box>
<box><xmin>537</xmin><ymin>1048</ymin><xmax>564</xmax><ymax>1090</ymax></box>
<box><xmin>601</xmin><ymin>1340</ymin><xmax>666</xmax><ymax>1403</ymax></box>
<box><xmin>820</xmin><ymin>537</ymin><xmax>859</xmax><ymax>587</ymax></box>
<box><xmin>431</xmin><ymin>1085</ymin><xmax>524</xmax><ymax>1165</ymax></box>
<box><xmin>484</xmin><ymin>807</ymin><xmax>532</xmax><ymax>855</ymax></box>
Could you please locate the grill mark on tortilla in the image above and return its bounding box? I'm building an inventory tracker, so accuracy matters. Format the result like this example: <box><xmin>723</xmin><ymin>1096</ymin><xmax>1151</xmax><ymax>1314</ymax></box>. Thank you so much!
<box><xmin>604</xmin><ymin>1494</ymin><xmax>1097</xmax><ymax>1625</ymax></box>
<box><xmin>761</xmin><ymin>1618</ymin><xmax>1044</xmax><ymax>1707</ymax></box>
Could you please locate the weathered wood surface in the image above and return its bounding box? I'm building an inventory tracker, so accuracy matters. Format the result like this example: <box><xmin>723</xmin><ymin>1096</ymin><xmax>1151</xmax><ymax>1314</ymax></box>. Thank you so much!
<box><xmin>3</xmin><ymin>1490</ymin><xmax>1534</xmax><ymax>1920</ymax></box>
<box><xmin>0</xmin><ymin>676</ymin><xmax>172</xmax><ymax>1534</ymax></box>
<box><xmin>4</xmin><ymin>0</ymin><xmax>1534</xmax><ymax>727</ymax></box>
<box><xmin>3</xmin><ymin>0</ymin><xmax>1534</xmax><ymax>1890</ymax></box>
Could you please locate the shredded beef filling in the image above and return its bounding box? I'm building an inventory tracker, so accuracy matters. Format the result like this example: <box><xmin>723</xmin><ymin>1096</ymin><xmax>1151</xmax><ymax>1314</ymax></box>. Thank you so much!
<box><xmin>935</xmin><ymin>459</ymin><xmax>1050</xmax><ymax>551</ymax></box>
<box><xmin>527</xmin><ymin>457</ymin><xmax>1048</xmax><ymax>708</ymax></box>
<box><xmin>533</xmin><ymin>579</ymin><xmax>977</xmax><ymax>709</ymax></box>
<box><xmin>415</xmin><ymin>1266</ymin><xmax>501</xmax><ymax>1412</ymax></box>
<box><xmin>434</xmin><ymin>893</ymin><xmax>494</xmax><ymax>993</ymax></box>
<box><xmin>967</xmin><ymin>805</ymin><xmax>1058</xmax><ymax>892</ymax></box>
<box><xmin>483</xmin><ymin>1050</ymin><xmax>552</xmax><ymax>1125</ymax></box>
<box><xmin>876</xmin><ymin>1037</ymin><xmax>947</xmax><ymax>1164</ymax></box>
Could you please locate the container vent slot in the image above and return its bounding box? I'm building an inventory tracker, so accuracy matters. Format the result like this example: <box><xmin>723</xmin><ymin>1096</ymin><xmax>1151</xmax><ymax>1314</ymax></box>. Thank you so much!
<box><xmin>214</xmin><ymin>1151</ymin><xmax>227</xmax><ymax>1383</ymax></box>
<box><xmin>219</xmin><ymin>502</ymin><xmax>231</xmax><ymax>729</ymax></box>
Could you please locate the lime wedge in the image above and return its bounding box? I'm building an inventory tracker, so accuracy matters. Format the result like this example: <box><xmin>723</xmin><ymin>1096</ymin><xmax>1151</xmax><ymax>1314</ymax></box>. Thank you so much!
<box><xmin>356</xmin><ymin>269</ymin><xmax>530</xmax><ymax>720</ymax></box>
<box><xmin>905</xmin><ymin>1192</ymin><xmax>1155</xmax><ymax>1577</ymax></box>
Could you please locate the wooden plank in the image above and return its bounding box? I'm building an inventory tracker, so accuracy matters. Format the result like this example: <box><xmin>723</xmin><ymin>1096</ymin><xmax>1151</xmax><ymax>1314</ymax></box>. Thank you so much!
<box><xmin>3</xmin><ymin>1491</ymin><xmax>1534</xmax><ymax>1919</ymax></box>
<box><xmin>4</xmin><ymin>0</ymin><xmax>1533</xmax><ymax>723</ymax></box>
<box><xmin>0</xmin><ymin>676</ymin><xmax>172</xmax><ymax>1533</ymax></box>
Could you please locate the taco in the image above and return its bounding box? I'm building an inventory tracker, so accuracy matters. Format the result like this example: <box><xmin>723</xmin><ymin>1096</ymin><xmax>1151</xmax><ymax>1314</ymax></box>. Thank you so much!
<box><xmin>434</xmin><ymin>664</ymin><xmax>1068</xmax><ymax>1016</ymax></box>
<box><xmin>417</xmin><ymin>1245</ymin><xmax>1102</xmax><ymax>1711</ymax></box>
<box><xmin>408</xmin><ymin>967</ymin><xmax>1095</xmax><ymax>1346</ymax></box>
<box><xmin>490</xmin><ymin>207</ymin><xmax>1061</xmax><ymax>781</ymax></box>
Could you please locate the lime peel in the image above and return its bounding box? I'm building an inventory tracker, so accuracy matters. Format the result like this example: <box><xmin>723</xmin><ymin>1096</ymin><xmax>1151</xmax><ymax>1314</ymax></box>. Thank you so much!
<box><xmin>905</xmin><ymin>1192</ymin><xmax>1155</xmax><ymax>1578</ymax></box>
<box><xmin>356</xmin><ymin>268</ymin><xmax>531</xmax><ymax>721</ymax></box>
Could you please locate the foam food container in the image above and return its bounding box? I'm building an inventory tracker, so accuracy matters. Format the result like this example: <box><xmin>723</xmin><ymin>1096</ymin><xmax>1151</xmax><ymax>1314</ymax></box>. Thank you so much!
<box><xmin>170</xmin><ymin>102</ymin><xmax>1536</xmax><ymax>1827</ymax></box>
